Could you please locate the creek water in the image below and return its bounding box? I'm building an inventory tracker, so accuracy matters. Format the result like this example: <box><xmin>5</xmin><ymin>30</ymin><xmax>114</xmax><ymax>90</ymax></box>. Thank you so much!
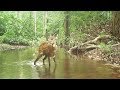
<box><xmin>0</xmin><ymin>47</ymin><xmax>119</xmax><ymax>79</ymax></box>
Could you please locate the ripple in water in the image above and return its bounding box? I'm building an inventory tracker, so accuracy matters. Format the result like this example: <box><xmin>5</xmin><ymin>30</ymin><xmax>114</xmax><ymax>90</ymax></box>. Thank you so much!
<box><xmin>26</xmin><ymin>60</ymin><xmax>43</xmax><ymax>67</ymax></box>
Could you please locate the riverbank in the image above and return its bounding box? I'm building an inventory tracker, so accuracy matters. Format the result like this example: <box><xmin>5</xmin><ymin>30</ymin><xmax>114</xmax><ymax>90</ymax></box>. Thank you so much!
<box><xmin>0</xmin><ymin>44</ymin><xmax>29</xmax><ymax>51</ymax></box>
<box><xmin>84</xmin><ymin>44</ymin><xmax>120</xmax><ymax>68</ymax></box>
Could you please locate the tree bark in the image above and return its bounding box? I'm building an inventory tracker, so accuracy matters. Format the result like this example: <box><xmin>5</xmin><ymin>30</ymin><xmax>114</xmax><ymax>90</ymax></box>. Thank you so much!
<box><xmin>43</xmin><ymin>11</ymin><xmax>48</xmax><ymax>40</ymax></box>
<box><xmin>64</xmin><ymin>11</ymin><xmax>70</xmax><ymax>45</ymax></box>
<box><xmin>112</xmin><ymin>11</ymin><xmax>120</xmax><ymax>41</ymax></box>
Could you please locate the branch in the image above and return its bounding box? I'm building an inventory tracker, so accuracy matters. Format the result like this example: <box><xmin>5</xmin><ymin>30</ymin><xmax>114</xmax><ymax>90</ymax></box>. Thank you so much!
<box><xmin>68</xmin><ymin>35</ymin><xmax>111</xmax><ymax>55</ymax></box>
<box><xmin>82</xmin><ymin>35</ymin><xmax>111</xmax><ymax>45</ymax></box>
<box><xmin>111</xmin><ymin>43</ymin><xmax>120</xmax><ymax>47</ymax></box>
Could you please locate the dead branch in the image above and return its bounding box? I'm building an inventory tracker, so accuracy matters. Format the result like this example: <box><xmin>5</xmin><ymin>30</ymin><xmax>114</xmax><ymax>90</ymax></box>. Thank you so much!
<box><xmin>82</xmin><ymin>35</ymin><xmax>111</xmax><ymax>45</ymax></box>
<box><xmin>85</xmin><ymin>45</ymin><xmax>99</xmax><ymax>52</ymax></box>
<box><xmin>68</xmin><ymin>35</ymin><xmax>112</xmax><ymax>55</ymax></box>
<box><xmin>112</xmin><ymin>43</ymin><xmax>120</xmax><ymax>47</ymax></box>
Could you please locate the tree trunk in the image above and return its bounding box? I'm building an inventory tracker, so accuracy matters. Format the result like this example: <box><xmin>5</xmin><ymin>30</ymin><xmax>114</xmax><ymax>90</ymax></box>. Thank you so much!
<box><xmin>29</xmin><ymin>11</ymin><xmax>32</xmax><ymax>29</ymax></box>
<box><xmin>64</xmin><ymin>11</ymin><xmax>70</xmax><ymax>45</ymax></box>
<box><xmin>33</xmin><ymin>11</ymin><xmax>37</xmax><ymax>37</ymax></box>
<box><xmin>112</xmin><ymin>11</ymin><xmax>120</xmax><ymax>41</ymax></box>
<box><xmin>43</xmin><ymin>11</ymin><xmax>48</xmax><ymax>40</ymax></box>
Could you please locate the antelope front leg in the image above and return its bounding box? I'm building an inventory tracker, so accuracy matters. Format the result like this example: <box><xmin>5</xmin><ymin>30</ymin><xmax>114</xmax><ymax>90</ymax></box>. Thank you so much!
<box><xmin>43</xmin><ymin>55</ymin><xmax>47</xmax><ymax>65</ymax></box>
<box><xmin>34</xmin><ymin>54</ymin><xmax>42</xmax><ymax>65</ymax></box>
<box><xmin>53</xmin><ymin>55</ymin><xmax>56</xmax><ymax>63</ymax></box>
<box><xmin>48</xmin><ymin>57</ymin><xmax>51</xmax><ymax>67</ymax></box>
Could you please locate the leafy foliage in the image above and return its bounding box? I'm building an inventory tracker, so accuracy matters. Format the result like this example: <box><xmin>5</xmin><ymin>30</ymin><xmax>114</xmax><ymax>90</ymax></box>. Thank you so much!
<box><xmin>99</xmin><ymin>42</ymin><xmax>112</xmax><ymax>53</ymax></box>
<box><xmin>0</xmin><ymin>11</ymin><xmax>112</xmax><ymax>46</ymax></box>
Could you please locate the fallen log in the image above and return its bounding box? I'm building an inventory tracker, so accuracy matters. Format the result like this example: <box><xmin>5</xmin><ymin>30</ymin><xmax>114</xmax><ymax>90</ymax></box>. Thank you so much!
<box><xmin>82</xmin><ymin>35</ymin><xmax>111</xmax><ymax>45</ymax></box>
<box><xmin>67</xmin><ymin>35</ymin><xmax>112</xmax><ymax>56</ymax></box>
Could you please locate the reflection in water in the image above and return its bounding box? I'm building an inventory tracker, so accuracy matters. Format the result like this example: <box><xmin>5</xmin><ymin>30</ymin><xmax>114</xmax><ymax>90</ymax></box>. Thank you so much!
<box><xmin>64</xmin><ymin>53</ymin><xmax>70</xmax><ymax>78</ymax></box>
<box><xmin>35</xmin><ymin>63</ymin><xmax>57</xmax><ymax>79</ymax></box>
<box><xmin>0</xmin><ymin>48</ymin><xmax>35</xmax><ymax>79</ymax></box>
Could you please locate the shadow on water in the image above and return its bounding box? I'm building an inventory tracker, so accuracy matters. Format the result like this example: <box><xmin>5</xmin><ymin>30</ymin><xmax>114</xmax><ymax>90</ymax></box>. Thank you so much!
<box><xmin>35</xmin><ymin>63</ymin><xmax>57</xmax><ymax>79</ymax></box>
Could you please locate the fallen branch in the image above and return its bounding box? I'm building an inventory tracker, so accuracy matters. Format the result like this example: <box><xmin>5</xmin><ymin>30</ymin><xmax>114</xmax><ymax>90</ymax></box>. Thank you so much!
<box><xmin>82</xmin><ymin>35</ymin><xmax>111</xmax><ymax>45</ymax></box>
<box><xmin>111</xmin><ymin>43</ymin><xmax>120</xmax><ymax>47</ymax></box>
<box><xmin>68</xmin><ymin>35</ymin><xmax>112</xmax><ymax>56</ymax></box>
<box><xmin>85</xmin><ymin>45</ymin><xmax>99</xmax><ymax>52</ymax></box>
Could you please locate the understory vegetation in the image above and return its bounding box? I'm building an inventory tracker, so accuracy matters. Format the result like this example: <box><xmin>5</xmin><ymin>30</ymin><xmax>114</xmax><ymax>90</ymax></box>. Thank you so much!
<box><xmin>0</xmin><ymin>11</ymin><xmax>120</xmax><ymax>66</ymax></box>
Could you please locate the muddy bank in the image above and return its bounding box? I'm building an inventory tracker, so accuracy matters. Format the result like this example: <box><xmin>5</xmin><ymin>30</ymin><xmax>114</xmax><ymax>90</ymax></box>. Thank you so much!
<box><xmin>84</xmin><ymin>44</ymin><xmax>120</xmax><ymax>68</ymax></box>
<box><xmin>0</xmin><ymin>44</ymin><xmax>29</xmax><ymax>51</ymax></box>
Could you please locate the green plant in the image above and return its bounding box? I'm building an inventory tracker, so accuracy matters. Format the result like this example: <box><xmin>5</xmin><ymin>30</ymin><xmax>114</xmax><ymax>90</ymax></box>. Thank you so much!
<box><xmin>99</xmin><ymin>42</ymin><xmax>112</xmax><ymax>53</ymax></box>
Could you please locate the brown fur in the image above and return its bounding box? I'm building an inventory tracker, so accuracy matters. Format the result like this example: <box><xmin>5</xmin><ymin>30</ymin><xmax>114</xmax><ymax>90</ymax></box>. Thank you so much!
<box><xmin>34</xmin><ymin>35</ymin><xmax>57</xmax><ymax>66</ymax></box>
<box><xmin>38</xmin><ymin>42</ymin><xmax>55</xmax><ymax>57</ymax></box>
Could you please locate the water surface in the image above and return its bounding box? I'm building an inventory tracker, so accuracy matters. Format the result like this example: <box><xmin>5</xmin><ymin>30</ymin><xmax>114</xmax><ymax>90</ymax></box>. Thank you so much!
<box><xmin>0</xmin><ymin>48</ymin><xmax>119</xmax><ymax>79</ymax></box>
